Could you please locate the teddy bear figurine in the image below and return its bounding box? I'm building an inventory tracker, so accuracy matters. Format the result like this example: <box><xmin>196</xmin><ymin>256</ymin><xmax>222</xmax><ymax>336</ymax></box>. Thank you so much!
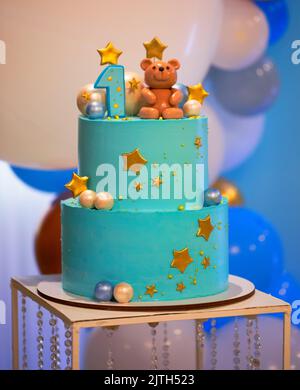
<box><xmin>138</xmin><ymin>58</ymin><xmax>184</xmax><ymax>119</ymax></box>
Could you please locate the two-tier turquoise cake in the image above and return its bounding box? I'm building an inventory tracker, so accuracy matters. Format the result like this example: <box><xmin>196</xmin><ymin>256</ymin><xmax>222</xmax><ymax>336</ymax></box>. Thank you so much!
<box><xmin>61</xmin><ymin>38</ymin><xmax>229</xmax><ymax>304</ymax></box>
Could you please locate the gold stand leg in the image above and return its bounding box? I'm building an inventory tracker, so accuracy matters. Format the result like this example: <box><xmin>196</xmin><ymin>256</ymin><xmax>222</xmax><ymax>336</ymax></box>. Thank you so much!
<box><xmin>195</xmin><ymin>319</ymin><xmax>204</xmax><ymax>370</ymax></box>
<box><xmin>72</xmin><ymin>324</ymin><xmax>80</xmax><ymax>370</ymax></box>
<box><xmin>283</xmin><ymin>311</ymin><xmax>291</xmax><ymax>370</ymax></box>
<box><xmin>11</xmin><ymin>285</ymin><xmax>19</xmax><ymax>370</ymax></box>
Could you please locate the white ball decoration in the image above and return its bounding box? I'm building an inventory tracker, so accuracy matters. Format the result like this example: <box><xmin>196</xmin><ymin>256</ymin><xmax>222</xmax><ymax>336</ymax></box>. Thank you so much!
<box><xmin>125</xmin><ymin>72</ymin><xmax>143</xmax><ymax>116</ymax></box>
<box><xmin>94</xmin><ymin>192</ymin><xmax>114</xmax><ymax>210</ymax></box>
<box><xmin>183</xmin><ymin>100</ymin><xmax>202</xmax><ymax>117</ymax></box>
<box><xmin>79</xmin><ymin>190</ymin><xmax>97</xmax><ymax>208</ymax></box>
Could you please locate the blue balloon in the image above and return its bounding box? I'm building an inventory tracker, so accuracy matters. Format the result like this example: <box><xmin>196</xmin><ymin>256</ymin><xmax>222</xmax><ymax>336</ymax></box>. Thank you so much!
<box><xmin>94</xmin><ymin>281</ymin><xmax>114</xmax><ymax>301</ymax></box>
<box><xmin>229</xmin><ymin>207</ymin><xmax>283</xmax><ymax>292</ymax></box>
<box><xmin>255</xmin><ymin>0</ymin><xmax>289</xmax><ymax>45</ymax></box>
<box><xmin>10</xmin><ymin>165</ymin><xmax>76</xmax><ymax>193</ymax></box>
<box><xmin>210</xmin><ymin>58</ymin><xmax>280</xmax><ymax>116</ymax></box>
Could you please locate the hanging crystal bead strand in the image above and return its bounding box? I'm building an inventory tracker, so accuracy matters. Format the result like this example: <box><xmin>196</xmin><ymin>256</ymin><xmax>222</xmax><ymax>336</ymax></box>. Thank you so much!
<box><xmin>196</xmin><ymin>320</ymin><xmax>205</xmax><ymax>370</ymax></box>
<box><xmin>162</xmin><ymin>322</ymin><xmax>170</xmax><ymax>369</ymax></box>
<box><xmin>36</xmin><ymin>305</ymin><xmax>44</xmax><ymax>370</ymax></box>
<box><xmin>246</xmin><ymin>317</ymin><xmax>254</xmax><ymax>370</ymax></box>
<box><xmin>21</xmin><ymin>295</ymin><xmax>28</xmax><ymax>370</ymax></box>
<box><xmin>210</xmin><ymin>319</ymin><xmax>217</xmax><ymax>370</ymax></box>
<box><xmin>49</xmin><ymin>314</ymin><xmax>61</xmax><ymax>370</ymax></box>
<box><xmin>105</xmin><ymin>327</ymin><xmax>116</xmax><ymax>370</ymax></box>
<box><xmin>64</xmin><ymin>324</ymin><xmax>72</xmax><ymax>370</ymax></box>
<box><xmin>149</xmin><ymin>322</ymin><xmax>159</xmax><ymax>370</ymax></box>
<box><xmin>233</xmin><ymin>317</ymin><xmax>241</xmax><ymax>370</ymax></box>
<box><xmin>252</xmin><ymin>316</ymin><xmax>261</xmax><ymax>370</ymax></box>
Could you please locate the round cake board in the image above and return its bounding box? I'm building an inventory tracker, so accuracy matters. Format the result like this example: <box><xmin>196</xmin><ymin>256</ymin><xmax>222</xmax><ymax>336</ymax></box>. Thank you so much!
<box><xmin>37</xmin><ymin>275</ymin><xmax>255</xmax><ymax>311</ymax></box>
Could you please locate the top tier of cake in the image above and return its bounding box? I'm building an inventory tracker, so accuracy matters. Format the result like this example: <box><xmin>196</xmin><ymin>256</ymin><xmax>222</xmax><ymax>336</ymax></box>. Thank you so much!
<box><xmin>78</xmin><ymin>115</ymin><xmax>208</xmax><ymax>211</ymax></box>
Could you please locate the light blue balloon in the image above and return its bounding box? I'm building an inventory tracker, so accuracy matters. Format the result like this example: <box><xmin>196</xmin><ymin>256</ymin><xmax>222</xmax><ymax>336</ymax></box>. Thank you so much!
<box><xmin>210</xmin><ymin>58</ymin><xmax>280</xmax><ymax>116</ymax></box>
<box><xmin>229</xmin><ymin>207</ymin><xmax>283</xmax><ymax>292</ymax></box>
<box><xmin>94</xmin><ymin>281</ymin><xmax>113</xmax><ymax>301</ymax></box>
<box><xmin>86</xmin><ymin>101</ymin><xmax>106</xmax><ymax>119</ymax></box>
<box><xmin>173</xmin><ymin>83</ymin><xmax>188</xmax><ymax>108</ymax></box>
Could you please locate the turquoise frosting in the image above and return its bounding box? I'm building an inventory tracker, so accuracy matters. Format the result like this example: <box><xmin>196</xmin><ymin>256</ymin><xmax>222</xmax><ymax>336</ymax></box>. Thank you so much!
<box><xmin>62</xmin><ymin>116</ymin><xmax>229</xmax><ymax>302</ymax></box>
<box><xmin>62</xmin><ymin>198</ymin><xmax>229</xmax><ymax>302</ymax></box>
<box><xmin>78</xmin><ymin>116</ymin><xmax>208</xmax><ymax>211</ymax></box>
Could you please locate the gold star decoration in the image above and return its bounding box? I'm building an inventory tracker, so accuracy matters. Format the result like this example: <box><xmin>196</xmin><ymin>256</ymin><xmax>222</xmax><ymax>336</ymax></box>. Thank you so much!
<box><xmin>65</xmin><ymin>172</ymin><xmax>89</xmax><ymax>198</ymax></box>
<box><xmin>143</xmin><ymin>37</ymin><xmax>168</xmax><ymax>60</ymax></box>
<box><xmin>194</xmin><ymin>136</ymin><xmax>202</xmax><ymax>149</ymax></box>
<box><xmin>135</xmin><ymin>182</ymin><xmax>143</xmax><ymax>192</ymax></box>
<box><xmin>122</xmin><ymin>148</ymin><xmax>148</xmax><ymax>173</ymax></box>
<box><xmin>196</xmin><ymin>216</ymin><xmax>215</xmax><ymax>241</ymax></box>
<box><xmin>171</xmin><ymin>248</ymin><xmax>193</xmax><ymax>274</ymax></box>
<box><xmin>188</xmin><ymin>83</ymin><xmax>209</xmax><ymax>104</ymax></box>
<box><xmin>152</xmin><ymin>176</ymin><xmax>163</xmax><ymax>187</ymax></box>
<box><xmin>145</xmin><ymin>284</ymin><xmax>158</xmax><ymax>298</ymax></box>
<box><xmin>128</xmin><ymin>78</ymin><xmax>140</xmax><ymax>91</ymax></box>
<box><xmin>81</xmin><ymin>91</ymin><xmax>91</xmax><ymax>101</ymax></box>
<box><xmin>201</xmin><ymin>257</ymin><xmax>210</xmax><ymax>269</ymax></box>
<box><xmin>97</xmin><ymin>42</ymin><xmax>123</xmax><ymax>65</ymax></box>
<box><xmin>176</xmin><ymin>282</ymin><xmax>186</xmax><ymax>292</ymax></box>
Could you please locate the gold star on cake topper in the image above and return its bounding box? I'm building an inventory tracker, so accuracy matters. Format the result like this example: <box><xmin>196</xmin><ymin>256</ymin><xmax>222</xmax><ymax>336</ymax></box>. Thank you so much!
<box><xmin>194</xmin><ymin>136</ymin><xmax>202</xmax><ymax>149</ymax></box>
<box><xmin>128</xmin><ymin>78</ymin><xmax>140</xmax><ymax>91</ymax></box>
<box><xmin>97</xmin><ymin>42</ymin><xmax>123</xmax><ymax>65</ymax></box>
<box><xmin>122</xmin><ymin>148</ymin><xmax>148</xmax><ymax>173</ymax></box>
<box><xmin>196</xmin><ymin>216</ymin><xmax>214</xmax><ymax>241</ymax></box>
<box><xmin>201</xmin><ymin>257</ymin><xmax>210</xmax><ymax>269</ymax></box>
<box><xmin>171</xmin><ymin>248</ymin><xmax>193</xmax><ymax>274</ymax></box>
<box><xmin>176</xmin><ymin>282</ymin><xmax>186</xmax><ymax>292</ymax></box>
<box><xmin>65</xmin><ymin>172</ymin><xmax>89</xmax><ymax>198</ymax></box>
<box><xmin>143</xmin><ymin>37</ymin><xmax>168</xmax><ymax>60</ymax></box>
<box><xmin>188</xmin><ymin>84</ymin><xmax>209</xmax><ymax>104</ymax></box>
<box><xmin>145</xmin><ymin>284</ymin><xmax>158</xmax><ymax>298</ymax></box>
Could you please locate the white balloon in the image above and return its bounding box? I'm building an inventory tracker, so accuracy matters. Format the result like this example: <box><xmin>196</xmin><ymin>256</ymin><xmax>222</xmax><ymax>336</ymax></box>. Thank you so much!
<box><xmin>201</xmin><ymin>104</ymin><xmax>225</xmax><ymax>185</ymax></box>
<box><xmin>0</xmin><ymin>0</ymin><xmax>223</xmax><ymax>168</ymax></box>
<box><xmin>208</xmin><ymin>94</ymin><xmax>265</xmax><ymax>172</ymax></box>
<box><xmin>213</xmin><ymin>0</ymin><xmax>269</xmax><ymax>71</ymax></box>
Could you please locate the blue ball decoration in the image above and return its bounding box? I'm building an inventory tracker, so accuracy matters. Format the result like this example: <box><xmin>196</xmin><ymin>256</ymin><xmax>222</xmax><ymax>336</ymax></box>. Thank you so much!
<box><xmin>94</xmin><ymin>281</ymin><xmax>113</xmax><ymax>301</ymax></box>
<box><xmin>255</xmin><ymin>0</ymin><xmax>289</xmax><ymax>45</ymax></box>
<box><xmin>173</xmin><ymin>83</ymin><xmax>189</xmax><ymax>108</ymax></box>
<box><xmin>229</xmin><ymin>207</ymin><xmax>283</xmax><ymax>292</ymax></box>
<box><xmin>210</xmin><ymin>57</ymin><xmax>280</xmax><ymax>116</ymax></box>
<box><xmin>86</xmin><ymin>101</ymin><xmax>105</xmax><ymax>119</ymax></box>
<box><xmin>204</xmin><ymin>188</ymin><xmax>222</xmax><ymax>207</ymax></box>
<box><xmin>10</xmin><ymin>165</ymin><xmax>76</xmax><ymax>194</ymax></box>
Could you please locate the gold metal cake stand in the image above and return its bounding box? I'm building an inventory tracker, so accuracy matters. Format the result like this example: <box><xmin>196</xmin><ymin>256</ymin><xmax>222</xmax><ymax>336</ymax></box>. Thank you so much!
<box><xmin>11</xmin><ymin>275</ymin><xmax>291</xmax><ymax>370</ymax></box>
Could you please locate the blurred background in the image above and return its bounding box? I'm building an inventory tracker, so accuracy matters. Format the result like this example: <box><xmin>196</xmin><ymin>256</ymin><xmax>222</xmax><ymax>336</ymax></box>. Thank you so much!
<box><xmin>1</xmin><ymin>0</ymin><xmax>300</xmax><ymax>370</ymax></box>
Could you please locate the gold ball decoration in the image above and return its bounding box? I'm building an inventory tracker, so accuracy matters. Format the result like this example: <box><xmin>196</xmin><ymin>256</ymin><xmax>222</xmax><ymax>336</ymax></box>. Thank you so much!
<box><xmin>125</xmin><ymin>72</ymin><xmax>143</xmax><ymax>116</ymax></box>
<box><xmin>212</xmin><ymin>177</ymin><xmax>244</xmax><ymax>206</ymax></box>
<box><xmin>76</xmin><ymin>83</ymin><xmax>106</xmax><ymax>115</ymax></box>
<box><xmin>79</xmin><ymin>190</ymin><xmax>97</xmax><ymax>208</ymax></box>
<box><xmin>94</xmin><ymin>192</ymin><xmax>114</xmax><ymax>210</ymax></box>
<box><xmin>113</xmin><ymin>282</ymin><xmax>134</xmax><ymax>304</ymax></box>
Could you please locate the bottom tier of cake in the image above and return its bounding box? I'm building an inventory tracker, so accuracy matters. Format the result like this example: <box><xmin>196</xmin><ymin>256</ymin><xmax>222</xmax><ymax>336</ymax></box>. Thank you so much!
<box><xmin>61</xmin><ymin>199</ymin><xmax>229</xmax><ymax>302</ymax></box>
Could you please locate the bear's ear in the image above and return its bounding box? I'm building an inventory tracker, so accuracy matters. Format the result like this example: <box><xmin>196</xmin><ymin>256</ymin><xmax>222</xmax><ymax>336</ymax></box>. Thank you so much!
<box><xmin>140</xmin><ymin>58</ymin><xmax>153</xmax><ymax>71</ymax></box>
<box><xmin>168</xmin><ymin>58</ymin><xmax>180</xmax><ymax>70</ymax></box>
